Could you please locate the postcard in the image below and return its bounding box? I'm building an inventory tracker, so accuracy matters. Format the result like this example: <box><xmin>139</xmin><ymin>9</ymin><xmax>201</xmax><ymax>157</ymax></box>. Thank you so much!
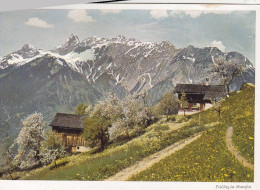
<box><xmin>0</xmin><ymin>3</ymin><xmax>258</xmax><ymax>190</ymax></box>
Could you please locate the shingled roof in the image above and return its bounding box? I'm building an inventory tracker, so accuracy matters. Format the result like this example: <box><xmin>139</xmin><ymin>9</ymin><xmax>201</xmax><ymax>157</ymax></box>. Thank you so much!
<box><xmin>175</xmin><ymin>84</ymin><xmax>226</xmax><ymax>93</ymax></box>
<box><xmin>49</xmin><ymin>113</ymin><xmax>85</xmax><ymax>129</ymax></box>
<box><xmin>175</xmin><ymin>84</ymin><xmax>227</xmax><ymax>101</ymax></box>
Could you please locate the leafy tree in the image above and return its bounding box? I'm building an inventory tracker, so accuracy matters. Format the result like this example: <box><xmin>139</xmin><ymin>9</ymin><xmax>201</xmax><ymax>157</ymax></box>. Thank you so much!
<box><xmin>0</xmin><ymin>122</ymin><xmax>18</xmax><ymax>179</ymax></box>
<box><xmin>109</xmin><ymin>96</ymin><xmax>154</xmax><ymax>141</ymax></box>
<box><xmin>134</xmin><ymin>91</ymin><xmax>148</xmax><ymax>106</ymax></box>
<box><xmin>211</xmin><ymin>56</ymin><xmax>244</xmax><ymax>93</ymax></box>
<box><xmin>91</xmin><ymin>94</ymin><xmax>123</xmax><ymax>121</ymax></box>
<box><xmin>211</xmin><ymin>100</ymin><xmax>222</xmax><ymax>119</ymax></box>
<box><xmin>178</xmin><ymin>92</ymin><xmax>188</xmax><ymax>116</ymax></box>
<box><xmin>83</xmin><ymin>95</ymin><xmax>123</xmax><ymax>149</ymax></box>
<box><xmin>109</xmin><ymin>119</ymin><xmax>126</xmax><ymax>140</ymax></box>
<box><xmin>14</xmin><ymin>113</ymin><xmax>46</xmax><ymax>169</ymax></box>
<box><xmin>82</xmin><ymin>116</ymin><xmax>110</xmax><ymax>150</ymax></box>
<box><xmin>155</xmin><ymin>91</ymin><xmax>178</xmax><ymax>120</ymax></box>
<box><xmin>40</xmin><ymin>131</ymin><xmax>65</xmax><ymax>167</ymax></box>
<box><xmin>75</xmin><ymin>103</ymin><xmax>87</xmax><ymax>115</ymax></box>
<box><xmin>85</xmin><ymin>105</ymin><xmax>94</xmax><ymax>116</ymax></box>
<box><xmin>0</xmin><ymin>138</ymin><xmax>16</xmax><ymax>180</ymax></box>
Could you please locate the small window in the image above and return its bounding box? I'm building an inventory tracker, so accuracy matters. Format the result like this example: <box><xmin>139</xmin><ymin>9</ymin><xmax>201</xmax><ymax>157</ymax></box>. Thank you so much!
<box><xmin>77</xmin><ymin>146</ymin><xmax>80</xmax><ymax>150</ymax></box>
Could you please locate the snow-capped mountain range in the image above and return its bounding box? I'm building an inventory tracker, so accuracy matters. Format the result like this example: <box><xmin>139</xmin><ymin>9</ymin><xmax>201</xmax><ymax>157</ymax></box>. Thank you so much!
<box><xmin>0</xmin><ymin>34</ymin><xmax>179</xmax><ymax>88</ymax></box>
<box><xmin>0</xmin><ymin>34</ymin><xmax>254</xmax><ymax>89</ymax></box>
<box><xmin>0</xmin><ymin>34</ymin><xmax>255</xmax><ymax>137</ymax></box>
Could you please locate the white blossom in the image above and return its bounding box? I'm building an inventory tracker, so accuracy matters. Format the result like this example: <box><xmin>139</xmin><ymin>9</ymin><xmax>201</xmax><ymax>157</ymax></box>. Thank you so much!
<box><xmin>14</xmin><ymin>113</ymin><xmax>45</xmax><ymax>169</ymax></box>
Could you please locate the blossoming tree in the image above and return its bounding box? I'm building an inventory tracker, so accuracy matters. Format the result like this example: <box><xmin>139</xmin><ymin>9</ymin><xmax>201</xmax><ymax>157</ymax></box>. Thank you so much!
<box><xmin>14</xmin><ymin>113</ymin><xmax>45</xmax><ymax>169</ymax></box>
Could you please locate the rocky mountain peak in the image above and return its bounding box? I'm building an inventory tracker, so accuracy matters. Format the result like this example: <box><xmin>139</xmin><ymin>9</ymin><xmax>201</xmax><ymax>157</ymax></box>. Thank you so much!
<box><xmin>21</xmin><ymin>44</ymin><xmax>37</xmax><ymax>51</ymax></box>
<box><xmin>160</xmin><ymin>41</ymin><xmax>176</xmax><ymax>49</ymax></box>
<box><xmin>53</xmin><ymin>34</ymin><xmax>80</xmax><ymax>55</ymax></box>
<box><xmin>66</xmin><ymin>34</ymin><xmax>80</xmax><ymax>45</ymax></box>
<box><xmin>186</xmin><ymin>45</ymin><xmax>196</xmax><ymax>51</ymax></box>
<box><xmin>15</xmin><ymin>44</ymin><xmax>39</xmax><ymax>59</ymax></box>
<box><xmin>115</xmin><ymin>35</ymin><xmax>126</xmax><ymax>41</ymax></box>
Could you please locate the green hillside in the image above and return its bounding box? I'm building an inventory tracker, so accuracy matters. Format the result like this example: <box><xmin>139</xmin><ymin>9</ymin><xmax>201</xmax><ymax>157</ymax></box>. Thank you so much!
<box><xmin>2</xmin><ymin>84</ymin><xmax>254</xmax><ymax>182</ymax></box>
<box><xmin>131</xmin><ymin>83</ymin><xmax>254</xmax><ymax>182</ymax></box>
<box><xmin>20</xmin><ymin>117</ymin><xmax>204</xmax><ymax>180</ymax></box>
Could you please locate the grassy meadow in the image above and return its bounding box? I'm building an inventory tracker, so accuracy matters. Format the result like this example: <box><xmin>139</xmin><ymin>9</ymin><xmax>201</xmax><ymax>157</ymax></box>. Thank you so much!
<box><xmin>1</xmin><ymin>84</ymin><xmax>254</xmax><ymax>182</ymax></box>
<box><xmin>130</xmin><ymin>83</ymin><xmax>254</xmax><ymax>182</ymax></box>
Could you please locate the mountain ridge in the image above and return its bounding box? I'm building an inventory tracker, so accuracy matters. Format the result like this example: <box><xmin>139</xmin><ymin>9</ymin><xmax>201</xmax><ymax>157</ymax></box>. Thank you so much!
<box><xmin>0</xmin><ymin>34</ymin><xmax>255</xmax><ymax>138</ymax></box>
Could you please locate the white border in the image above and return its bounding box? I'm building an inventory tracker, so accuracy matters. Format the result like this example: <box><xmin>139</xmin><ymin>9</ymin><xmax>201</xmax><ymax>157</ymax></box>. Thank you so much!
<box><xmin>1</xmin><ymin>0</ymin><xmax>260</xmax><ymax>12</ymax></box>
<box><xmin>43</xmin><ymin>3</ymin><xmax>258</xmax><ymax>11</ymax></box>
<box><xmin>0</xmin><ymin>3</ymin><xmax>259</xmax><ymax>190</ymax></box>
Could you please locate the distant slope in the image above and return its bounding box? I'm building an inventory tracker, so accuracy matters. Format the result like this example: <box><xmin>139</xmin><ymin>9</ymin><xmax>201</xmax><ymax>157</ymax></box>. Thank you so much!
<box><xmin>0</xmin><ymin>55</ymin><xmax>103</xmax><ymax>137</ymax></box>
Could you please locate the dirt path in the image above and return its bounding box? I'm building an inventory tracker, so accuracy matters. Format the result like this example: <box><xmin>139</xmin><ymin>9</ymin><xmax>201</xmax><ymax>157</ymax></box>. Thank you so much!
<box><xmin>104</xmin><ymin>133</ymin><xmax>202</xmax><ymax>181</ymax></box>
<box><xmin>226</xmin><ymin>126</ymin><xmax>254</xmax><ymax>170</ymax></box>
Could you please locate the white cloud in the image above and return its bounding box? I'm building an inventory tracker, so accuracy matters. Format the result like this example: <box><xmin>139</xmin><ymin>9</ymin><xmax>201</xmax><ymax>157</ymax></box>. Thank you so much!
<box><xmin>150</xmin><ymin>10</ymin><xmax>169</xmax><ymax>20</ymax></box>
<box><xmin>100</xmin><ymin>9</ymin><xmax>122</xmax><ymax>14</ymax></box>
<box><xmin>210</xmin><ymin>40</ymin><xmax>226</xmax><ymax>52</ymax></box>
<box><xmin>25</xmin><ymin>17</ymin><xmax>53</xmax><ymax>28</ymax></box>
<box><xmin>68</xmin><ymin>10</ymin><xmax>94</xmax><ymax>23</ymax></box>
<box><xmin>183</xmin><ymin>11</ymin><xmax>203</xmax><ymax>18</ymax></box>
<box><xmin>170</xmin><ymin>10</ymin><xmax>242</xmax><ymax>19</ymax></box>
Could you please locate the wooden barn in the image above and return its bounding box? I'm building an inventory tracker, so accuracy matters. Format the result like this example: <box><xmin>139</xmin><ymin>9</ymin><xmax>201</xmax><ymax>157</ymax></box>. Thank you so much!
<box><xmin>49</xmin><ymin>113</ymin><xmax>89</xmax><ymax>153</ymax></box>
<box><xmin>174</xmin><ymin>84</ymin><xmax>227</xmax><ymax>115</ymax></box>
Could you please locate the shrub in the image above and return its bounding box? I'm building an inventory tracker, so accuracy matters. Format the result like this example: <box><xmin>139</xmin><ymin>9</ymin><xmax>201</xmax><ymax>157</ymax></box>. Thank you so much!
<box><xmin>167</xmin><ymin>115</ymin><xmax>176</xmax><ymax>122</ymax></box>
<box><xmin>49</xmin><ymin>160</ymin><xmax>69</xmax><ymax>170</ymax></box>
<box><xmin>176</xmin><ymin>115</ymin><xmax>189</xmax><ymax>123</ymax></box>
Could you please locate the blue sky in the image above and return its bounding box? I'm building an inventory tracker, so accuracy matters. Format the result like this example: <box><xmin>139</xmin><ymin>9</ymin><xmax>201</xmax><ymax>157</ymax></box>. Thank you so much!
<box><xmin>0</xmin><ymin>9</ymin><xmax>255</xmax><ymax>64</ymax></box>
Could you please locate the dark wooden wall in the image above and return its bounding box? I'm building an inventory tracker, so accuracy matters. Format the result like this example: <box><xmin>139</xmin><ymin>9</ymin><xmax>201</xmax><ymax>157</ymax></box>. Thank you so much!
<box><xmin>52</xmin><ymin>126</ymin><xmax>87</xmax><ymax>147</ymax></box>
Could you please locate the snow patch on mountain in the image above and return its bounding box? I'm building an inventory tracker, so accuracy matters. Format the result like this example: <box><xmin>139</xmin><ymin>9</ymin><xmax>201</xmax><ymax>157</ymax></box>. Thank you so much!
<box><xmin>115</xmin><ymin>74</ymin><xmax>124</xmax><ymax>85</ymax></box>
<box><xmin>36</xmin><ymin>49</ymin><xmax>94</xmax><ymax>72</ymax></box>
<box><xmin>183</xmin><ymin>56</ymin><xmax>196</xmax><ymax>63</ymax></box>
<box><xmin>64</xmin><ymin>49</ymin><xmax>94</xmax><ymax>63</ymax></box>
<box><xmin>7</xmin><ymin>54</ymin><xmax>25</xmax><ymax>65</ymax></box>
<box><xmin>106</xmin><ymin>62</ymin><xmax>113</xmax><ymax>69</ymax></box>
<box><xmin>0</xmin><ymin>34</ymin><xmax>255</xmax><ymax>97</ymax></box>
<box><xmin>55</xmin><ymin>58</ymin><xmax>64</xmax><ymax>66</ymax></box>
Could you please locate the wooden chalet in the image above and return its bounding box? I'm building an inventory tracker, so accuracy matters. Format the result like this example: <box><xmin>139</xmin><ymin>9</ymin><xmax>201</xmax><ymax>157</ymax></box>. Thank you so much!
<box><xmin>49</xmin><ymin>113</ymin><xmax>89</xmax><ymax>153</ymax></box>
<box><xmin>174</xmin><ymin>84</ymin><xmax>227</xmax><ymax>114</ymax></box>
